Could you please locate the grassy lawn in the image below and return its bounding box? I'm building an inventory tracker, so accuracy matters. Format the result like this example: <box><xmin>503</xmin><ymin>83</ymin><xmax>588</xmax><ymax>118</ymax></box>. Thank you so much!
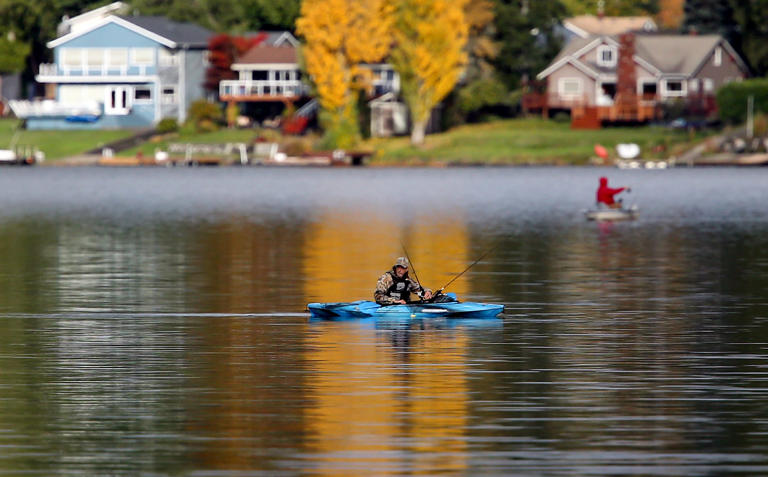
<box><xmin>365</xmin><ymin>118</ymin><xmax>709</xmax><ymax>165</ymax></box>
<box><xmin>0</xmin><ymin>117</ymin><xmax>712</xmax><ymax>165</ymax></box>
<box><xmin>0</xmin><ymin>119</ymin><xmax>135</xmax><ymax>161</ymax></box>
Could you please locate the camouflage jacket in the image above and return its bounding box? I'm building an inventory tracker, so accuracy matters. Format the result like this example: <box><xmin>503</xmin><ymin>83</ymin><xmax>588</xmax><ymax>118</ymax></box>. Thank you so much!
<box><xmin>374</xmin><ymin>270</ymin><xmax>431</xmax><ymax>305</ymax></box>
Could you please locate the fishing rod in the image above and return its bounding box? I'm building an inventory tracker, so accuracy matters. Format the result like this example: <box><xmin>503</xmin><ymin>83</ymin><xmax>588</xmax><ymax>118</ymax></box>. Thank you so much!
<box><xmin>399</xmin><ymin>240</ymin><xmax>426</xmax><ymax>299</ymax></box>
<box><xmin>433</xmin><ymin>243</ymin><xmax>499</xmax><ymax>296</ymax></box>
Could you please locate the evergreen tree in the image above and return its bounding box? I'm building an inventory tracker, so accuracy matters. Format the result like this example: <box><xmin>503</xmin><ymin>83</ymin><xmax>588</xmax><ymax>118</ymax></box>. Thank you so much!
<box><xmin>681</xmin><ymin>0</ymin><xmax>738</xmax><ymax>46</ymax></box>
<box><xmin>561</xmin><ymin>0</ymin><xmax>658</xmax><ymax>15</ymax></box>
<box><xmin>493</xmin><ymin>0</ymin><xmax>567</xmax><ymax>89</ymax></box>
<box><xmin>732</xmin><ymin>0</ymin><xmax>768</xmax><ymax>76</ymax></box>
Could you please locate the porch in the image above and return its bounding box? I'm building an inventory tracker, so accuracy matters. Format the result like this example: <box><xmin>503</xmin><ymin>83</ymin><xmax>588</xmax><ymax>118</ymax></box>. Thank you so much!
<box><xmin>219</xmin><ymin>79</ymin><xmax>308</xmax><ymax>102</ymax></box>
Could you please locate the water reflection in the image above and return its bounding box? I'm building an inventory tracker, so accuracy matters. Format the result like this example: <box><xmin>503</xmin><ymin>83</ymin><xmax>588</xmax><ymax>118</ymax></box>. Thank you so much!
<box><xmin>0</xmin><ymin>167</ymin><xmax>766</xmax><ymax>475</ymax></box>
<box><xmin>305</xmin><ymin>318</ymin><xmax>471</xmax><ymax>474</ymax></box>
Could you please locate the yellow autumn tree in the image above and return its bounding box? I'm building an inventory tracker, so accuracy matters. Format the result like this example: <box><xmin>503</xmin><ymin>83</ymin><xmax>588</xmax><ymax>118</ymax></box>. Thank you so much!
<box><xmin>296</xmin><ymin>0</ymin><xmax>393</xmax><ymax>148</ymax></box>
<box><xmin>391</xmin><ymin>0</ymin><xmax>469</xmax><ymax>145</ymax></box>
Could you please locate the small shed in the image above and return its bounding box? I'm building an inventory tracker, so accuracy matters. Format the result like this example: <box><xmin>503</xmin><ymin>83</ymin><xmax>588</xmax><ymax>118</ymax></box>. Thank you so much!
<box><xmin>369</xmin><ymin>92</ymin><xmax>408</xmax><ymax>138</ymax></box>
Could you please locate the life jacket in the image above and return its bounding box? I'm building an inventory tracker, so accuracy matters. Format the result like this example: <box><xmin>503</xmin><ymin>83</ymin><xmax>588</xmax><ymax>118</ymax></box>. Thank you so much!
<box><xmin>386</xmin><ymin>269</ymin><xmax>414</xmax><ymax>301</ymax></box>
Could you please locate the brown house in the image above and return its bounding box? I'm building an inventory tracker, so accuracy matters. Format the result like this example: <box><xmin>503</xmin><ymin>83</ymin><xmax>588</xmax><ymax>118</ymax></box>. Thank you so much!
<box><xmin>530</xmin><ymin>33</ymin><xmax>749</xmax><ymax>127</ymax></box>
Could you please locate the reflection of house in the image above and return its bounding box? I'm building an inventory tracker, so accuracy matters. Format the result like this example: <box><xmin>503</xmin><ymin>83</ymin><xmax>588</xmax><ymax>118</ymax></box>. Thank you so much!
<box><xmin>9</xmin><ymin>4</ymin><xmax>211</xmax><ymax>130</ymax></box>
<box><xmin>529</xmin><ymin>33</ymin><xmax>749</xmax><ymax>126</ymax></box>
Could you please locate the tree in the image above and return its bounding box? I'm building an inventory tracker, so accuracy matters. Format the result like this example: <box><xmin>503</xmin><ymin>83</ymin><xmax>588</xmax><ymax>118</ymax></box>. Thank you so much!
<box><xmin>390</xmin><ymin>0</ymin><xmax>469</xmax><ymax>145</ymax></box>
<box><xmin>560</xmin><ymin>0</ymin><xmax>658</xmax><ymax>15</ymax></box>
<box><xmin>204</xmin><ymin>33</ymin><xmax>265</xmax><ymax>94</ymax></box>
<box><xmin>464</xmin><ymin>0</ymin><xmax>498</xmax><ymax>81</ymax></box>
<box><xmin>128</xmin><ymin>0</ymin><xmax>301</xmax><ymax>32</ymax></box>
<box><xmin>0</xmin><ymin>0</ymin><xmax>61</xmax><ymax>96</ymax></box>
<box><xmin>296</xmin><ymin>0</ymin><xmax>393</xmax><ymax>148</ymax></box>
<box><xmin>681</xmin><ymin>0</ymin><xmax>738</xmax><ymax>43</ymax></box>
<box><xmin>731</xmin><ymin>0</ymin><xmax>768</xmax><ymax>76</ymax></box>
<box><xmin>657</xmin><ymin>0</ymin><xmax>684</xmax><ymax>29</ymax></box>
<box><xmin>0</xmin><ymin>33</ymin><xmax>30</xmax><ymax>74</ymax></box>
<box><xmin>240</xmin><ymin>0</ymin><xmax>301</xmax><ymax>31</ymax></box>
<box><xmin>493</xmin><ymin>0</ymin><xmax>567</xmax><ymax>89</ymax></box>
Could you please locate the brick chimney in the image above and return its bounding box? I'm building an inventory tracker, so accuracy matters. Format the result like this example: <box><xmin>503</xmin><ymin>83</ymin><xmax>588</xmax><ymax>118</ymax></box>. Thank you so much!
<box><xmin>616</xmin><ymin>33</ymin><xmax>638</xmax><ymax>119</ymax></box>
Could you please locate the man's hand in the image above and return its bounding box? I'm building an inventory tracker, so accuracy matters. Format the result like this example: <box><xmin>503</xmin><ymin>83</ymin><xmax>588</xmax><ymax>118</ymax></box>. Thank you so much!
<box><xmin>423</xmin><ymin>290</ymin><xmax>433</xmax><ymax>300</ymax></box>
<box><xmin>396</xmin><ymin>299</ymin><xmax>406</xmax><ymax>304</ymax></box>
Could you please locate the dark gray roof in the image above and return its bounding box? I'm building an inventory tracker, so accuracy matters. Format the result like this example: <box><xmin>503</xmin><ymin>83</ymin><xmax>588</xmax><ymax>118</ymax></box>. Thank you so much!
<box><xmin>119</xmin><ymin>16</ymin><xmax>211</xmax><ymax>48</ymax></box>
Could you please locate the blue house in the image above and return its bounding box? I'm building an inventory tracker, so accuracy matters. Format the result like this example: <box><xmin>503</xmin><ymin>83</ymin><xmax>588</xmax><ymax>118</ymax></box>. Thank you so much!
<box><xmin>10</xmin><ymin>5</ymin><xmax>211</xmax><ymax>130</ymax></box>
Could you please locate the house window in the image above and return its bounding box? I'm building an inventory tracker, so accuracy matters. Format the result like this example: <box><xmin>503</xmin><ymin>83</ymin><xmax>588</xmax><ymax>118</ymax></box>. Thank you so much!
<box><xmin>252</xmin><ymin>70</ymin><xmax>268</xmax><ymax>81</ymax></box>
<box><xmin>663</xmin><ymin>79</ymin><xmax>685</xmax><ymax>97</ymax></box>
<box><xmin>131</xmin><ymin>48</ymin><xmax>154</xmax><ymax>65</ymax></box>
<box><xmin>86</xmin><ymin>49</ymin><xmax>104</xmax><ymax>67</ymax></box>
<box><xmin>161</xmin><ymin>86</ymin><xmax>177</xmax><ymax>104</ymax></box>
<box><xmin>638</xmin><ymin>80</ymin><xmax>657</xmax><ymax>100</ymax></box>
<box><xmin>158</xmin><ymin>48</ymin><xmax>178</xmax><ymax>66</ymax></box>
<box><xmin>134</xmin><ymin>87</ymin><xmax>152</xmax><ymax>103</ymax></box>
<box><xmin>703</xmin><ymin>78</ymin><xmax>714</xmax><ymax>92</ymax></box>
<box><xmin>108</xmin><ymin>48</ymin><xmax>128</xmax><ymax>67</ymax></box>
<box><xmin>714</xmin><ymin>47</ymin><xmax>722</xmax><ymax>67</ymax></box>
<box><xmin>559</xmin><ymin>78</ymin><xmax>582</xmax><ymax>97</ymax></box>
<box><xmin>597</xmin><ymin>45</ymin><xmax>617</xmax><ymax>67</ymax></box>
<box><xmin>689</xmin><ymin>79</ymin><xmax>699</xmax><ymax>92</ymax></box>
<box><xmin>61</xmin><ymin>48</ymin><xmax>83</xmax><ymax>67</ymax></box>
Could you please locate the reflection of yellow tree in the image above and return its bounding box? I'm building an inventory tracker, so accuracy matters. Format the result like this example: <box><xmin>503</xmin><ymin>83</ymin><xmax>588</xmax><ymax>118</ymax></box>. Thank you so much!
<box><xmin>303</xmin><ymin>212</ymin><xmax>468</xmax><ymax>302</ymax></box>
<box><xmin>305</xmin><ymin>322</ymin><xmax>469</xmax><ymax>474</ymax></box>
<box><xmin>303</xmin><ymin>212</ymin><xmax>472</xmax><ymax>472</ymax></box>
<box><xmin>191</xmin><ymin>220</ymin><xmax>307</xmax><ymax>313</ymax></box>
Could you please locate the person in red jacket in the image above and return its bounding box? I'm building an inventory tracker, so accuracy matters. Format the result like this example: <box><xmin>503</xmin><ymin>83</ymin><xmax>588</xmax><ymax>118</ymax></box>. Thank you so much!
<box><xmin>596</xmin><ymin>176</ymin><xmax>630</xmax><ymax>208</ymax></box>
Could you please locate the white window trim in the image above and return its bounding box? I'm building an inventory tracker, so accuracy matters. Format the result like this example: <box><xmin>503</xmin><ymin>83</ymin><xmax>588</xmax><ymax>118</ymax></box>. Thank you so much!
<box><xmin>105</xmin><ymin>86</ymin><xmax>131</xmax><ymax>115</ymax></box>
<box><xmin>131</xmin><ymin>48</ymin><xmax>154</xmax><ymax>66</ymax></box>
<box><xmin>596</xmin><ymin>80</ymin><xmax>616</xmax><ymax>106</ymax></box>
<box><xmin>661</xmin><ymin>78</ymin><xmax>687</xmax><ymax>97</ymax></box>
<box><xmin>714</xmin><ymin>47</ymin><xmax>722</xmax><ymax>67</ymax></box>
<box><xmin>161</xmin><ymin>85</ymin><xmax>177</xmax><ymax>105</ymax></box>
<box><xmin>558</xmin><ymin>77</ymin><xmax>583</xmax><ymax>98</ymax></box>
<box><xmin>689</xmin><ymin>79</ymin><xmax>699</xmax><ymax>92</ymax></box>
<box><xmin>703</xmin><ymin>78</ymin><xmax>715</xmax><ymax>92</ymax></box>
<box><xmin>133</xmin><ymin>86</ymin><xmax>153</xmax><ymax>104</ymax></box>
<box><xmin>596</xmin><ymin>45</ymin><xmax>617</xmax><ymax>67</ymax></box>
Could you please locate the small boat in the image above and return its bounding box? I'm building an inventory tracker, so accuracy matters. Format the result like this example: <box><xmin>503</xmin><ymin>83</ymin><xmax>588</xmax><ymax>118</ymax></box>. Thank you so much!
<box><xmin>307</xmin><ymin>293</ymin><xmax>503</xmax><ymax>319</ymax></box>
<box><xmin>585</xmin><ymin>204</ymin><xmax>638</xmax><ymax>221</ymax></box>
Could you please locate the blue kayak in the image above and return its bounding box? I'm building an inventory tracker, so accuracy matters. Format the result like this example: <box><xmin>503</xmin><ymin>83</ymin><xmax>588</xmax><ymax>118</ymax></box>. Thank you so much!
<box><xmin>307</xmin><ymin>293</ymin><xmax>503</xmax><ymax>319</ymax></box>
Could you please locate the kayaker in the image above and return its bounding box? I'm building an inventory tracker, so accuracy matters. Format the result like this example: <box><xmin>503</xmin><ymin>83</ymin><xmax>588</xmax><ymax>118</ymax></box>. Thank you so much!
<box><xmin>596</xmin><ymin>176</ymin><xmax>631</xmax><ymax>209</ymax></box>
<box><xmin>374</xmin><ymin>257</ymin><xmax>433</xmax><ymax>305</ymax></box>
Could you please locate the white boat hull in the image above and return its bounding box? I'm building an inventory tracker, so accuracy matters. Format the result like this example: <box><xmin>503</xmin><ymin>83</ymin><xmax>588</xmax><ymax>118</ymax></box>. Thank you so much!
<box><xmin>585</xmin><ymin>205</ymin><xmax>638</xmax><ymax>221</ymax></box>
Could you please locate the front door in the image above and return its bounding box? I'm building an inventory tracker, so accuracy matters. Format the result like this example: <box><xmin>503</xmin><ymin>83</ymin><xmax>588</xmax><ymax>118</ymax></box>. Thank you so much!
<box><xmin>105</xmin><ymin>86</ymin><xmax>130</xmax><ymax>115</ymax></box>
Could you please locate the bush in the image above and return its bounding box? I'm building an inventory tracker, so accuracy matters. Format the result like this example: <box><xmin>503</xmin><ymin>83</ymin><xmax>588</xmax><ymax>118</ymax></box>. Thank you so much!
<box><xmin>457</xmin><ymin>77</ymin><xmax>509</xmax><ymax>114</ymax></box>
<box><xmin>156</xmin><ymin>117</ymin><xmax>178</xmax><ymax>134</ymax></box>
<box><xmin>187</xmin><ymin>99</ymin><xmax>223</xmax><ymax>132</ymax></box>
<box><xmin>552</xmin><ymin>112</ymin><xmax>570</xmax><ymax>123</ymax></box>
<box><xmin>716</xmin><ymin>79</ymin><xmax>768</xmax><ymax>124</ymax></box>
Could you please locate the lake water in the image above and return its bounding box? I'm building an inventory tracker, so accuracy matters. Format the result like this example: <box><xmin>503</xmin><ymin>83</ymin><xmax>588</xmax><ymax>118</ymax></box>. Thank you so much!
<box><xmin>0</xmin><ymin>166</ymin><xmax>767</xmax><ymax>476</ymax></box>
